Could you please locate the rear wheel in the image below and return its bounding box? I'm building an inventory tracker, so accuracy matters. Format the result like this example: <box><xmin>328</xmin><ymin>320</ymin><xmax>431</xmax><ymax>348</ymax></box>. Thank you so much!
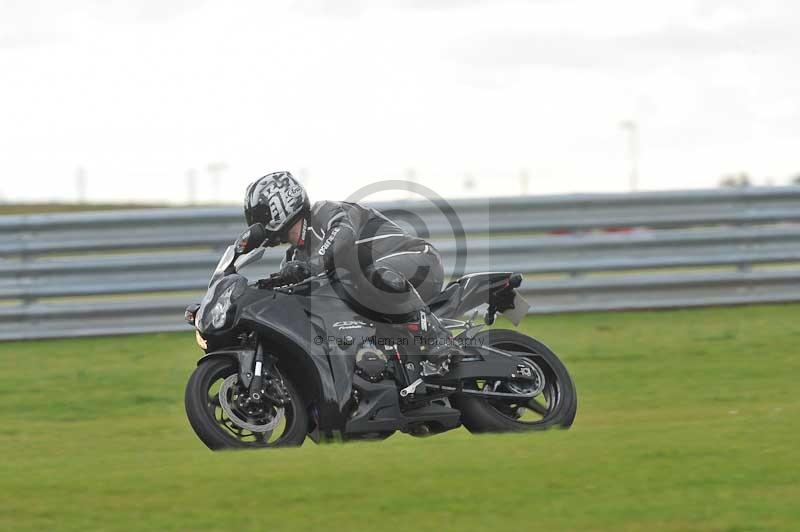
<box><xmin>451</xmin><ymin>330</ymin><xmax>577</xmax><ymax>432</ymax></box>
<box><xmin>185</xmin><ymin>357</ymin><xmax>308</xmax><ymax>450</ymax></box>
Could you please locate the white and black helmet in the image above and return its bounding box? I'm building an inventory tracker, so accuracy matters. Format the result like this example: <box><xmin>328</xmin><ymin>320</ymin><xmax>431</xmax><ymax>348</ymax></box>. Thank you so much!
<box><xmin>244</xmin><ymin>171</ymin><xmax>310</xmax><ymax>245</ymax></box>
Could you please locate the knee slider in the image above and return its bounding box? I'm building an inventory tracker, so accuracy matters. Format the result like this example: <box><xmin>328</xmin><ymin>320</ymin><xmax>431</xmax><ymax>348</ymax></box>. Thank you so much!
<box><xmin>366</xmin><ymin>265</ymin><xmax>410</xmax><ymax>294</ymax></box>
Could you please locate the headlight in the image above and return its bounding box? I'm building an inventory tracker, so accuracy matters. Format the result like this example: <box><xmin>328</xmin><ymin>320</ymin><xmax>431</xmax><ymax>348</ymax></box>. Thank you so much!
<box><xmin>195</xmin><ymin>330</ymin><xmax>208</xmax><ymax>350</ymax></box>
<box><xmin>209</xmin><ymin>284</ymin><xmax>236</xmax><ymax>329</ymax></box>
<box><xmin>196</xmin><ymin>274</ymin><xmax>248</xmax><ymax>334</ymax></box>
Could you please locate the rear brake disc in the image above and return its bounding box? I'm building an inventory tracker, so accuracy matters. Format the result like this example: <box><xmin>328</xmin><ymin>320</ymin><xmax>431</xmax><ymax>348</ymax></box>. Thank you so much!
<box><xmin>505</xmin><ymin>359</ymin><xmax>546</xmax><ymax>397</ymax></box>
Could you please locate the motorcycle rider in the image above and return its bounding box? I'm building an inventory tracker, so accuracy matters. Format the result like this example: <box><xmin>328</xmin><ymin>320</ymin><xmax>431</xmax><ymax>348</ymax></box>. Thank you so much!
<box><xmin>243</xmin><ymin>171</ymin><xmax>454</xmax><ymax>374</ymax></box>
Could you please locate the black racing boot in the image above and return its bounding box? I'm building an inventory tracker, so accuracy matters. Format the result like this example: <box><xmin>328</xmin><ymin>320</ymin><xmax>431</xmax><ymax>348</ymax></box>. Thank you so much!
<box><xmin>414</xmin><ymin>311</ymin><xmax>455</xmax><ymax>376</ymax></box>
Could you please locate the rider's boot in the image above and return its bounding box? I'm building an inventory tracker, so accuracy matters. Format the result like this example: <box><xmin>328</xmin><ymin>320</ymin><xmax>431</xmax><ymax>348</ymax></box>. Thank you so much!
<box><xmin>413</xmin><ymin>310</ymin><xmax>455</xmax><ymax>376</ymax></box>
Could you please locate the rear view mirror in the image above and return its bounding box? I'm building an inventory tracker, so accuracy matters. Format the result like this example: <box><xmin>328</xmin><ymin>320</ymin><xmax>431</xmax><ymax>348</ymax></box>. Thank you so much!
<box><xmin>234</xmin><ymin>247</ymin><xmax>265</xmax><ymax>272</ymax></box>
<box><xmin>184</xmin><ymin>303</ymin><xmax>201</xmax><ymax>325</ymax></box>
<box><xmin>235</xmin><ymin>223</ymin><xmax>267</xmax><ymax>255</ymax></box>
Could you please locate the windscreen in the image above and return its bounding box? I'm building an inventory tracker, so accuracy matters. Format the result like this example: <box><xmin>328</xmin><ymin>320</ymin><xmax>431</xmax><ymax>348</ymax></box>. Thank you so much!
<box><xmin>209</xmin><ymin>245</ymin><xmax>236</xmax><ymax>286</ymax></box>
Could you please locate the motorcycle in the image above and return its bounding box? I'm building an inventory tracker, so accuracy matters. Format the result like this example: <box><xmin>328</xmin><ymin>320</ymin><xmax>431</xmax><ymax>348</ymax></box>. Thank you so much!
<box><xmin>184</xmin><ymin>223</ymin><xmax>577</xmax><ymax>449</ymax></box>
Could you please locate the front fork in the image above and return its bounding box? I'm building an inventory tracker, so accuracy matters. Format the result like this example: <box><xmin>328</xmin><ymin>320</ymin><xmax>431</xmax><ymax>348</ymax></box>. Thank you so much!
<box><xmin>246</xmin><ymin>341</ymin><xmax>289</xmax><ymax>405</ymax></box>
<box><xmin>248</xmin><ymin>343</ymin><xmax>266</xmax><ymax>401</ymax></box>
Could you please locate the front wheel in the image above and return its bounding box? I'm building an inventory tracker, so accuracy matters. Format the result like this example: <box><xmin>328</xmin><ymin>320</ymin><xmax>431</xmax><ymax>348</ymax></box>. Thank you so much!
<box><xmin>185</xmin><ymin>357</ymin><xmax>308</xmax><ymax>450</ymax></box>
<box><xmin>451</xmin><ymin>330</ymin><xmax>577</xmax><ymax>433</ymax></box>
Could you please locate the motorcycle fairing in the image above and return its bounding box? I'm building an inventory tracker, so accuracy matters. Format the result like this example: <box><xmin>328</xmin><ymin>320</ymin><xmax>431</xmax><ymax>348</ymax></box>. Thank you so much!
<box><xmin>345</xmin><ymin>375</ymin><xmax>461</xmax><ymax>435</ymax></box>
<box><xmin>236</xmin><ymin>280</ymin><xmax>377</xmax><ymax>434</ymax></box>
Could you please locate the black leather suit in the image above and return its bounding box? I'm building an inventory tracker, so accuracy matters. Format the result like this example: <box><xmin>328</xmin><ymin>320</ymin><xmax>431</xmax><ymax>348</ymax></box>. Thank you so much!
<box><xmin>281</xmin><ymin>201</ymin><xmax>444</xmax><ymax>321</ymax></box>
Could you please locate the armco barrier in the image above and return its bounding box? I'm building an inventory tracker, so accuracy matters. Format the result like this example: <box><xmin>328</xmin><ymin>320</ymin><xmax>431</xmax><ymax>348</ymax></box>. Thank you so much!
<box><xmin>1</xmin><ymin>186</ymin><xmax>799</xmax><ymax>340</ymax></box>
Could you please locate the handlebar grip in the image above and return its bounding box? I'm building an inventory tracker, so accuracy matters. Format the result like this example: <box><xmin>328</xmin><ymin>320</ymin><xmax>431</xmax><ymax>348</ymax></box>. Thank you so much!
<box><xmin>256</xmin><ymin>272</ymin><xmax>284</xmax><ymax>289</ymax></box>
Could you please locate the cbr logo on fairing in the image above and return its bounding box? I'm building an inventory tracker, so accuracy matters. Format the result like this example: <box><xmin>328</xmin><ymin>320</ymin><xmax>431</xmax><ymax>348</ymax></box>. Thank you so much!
<box><xmin>318</xmin><ymin>226</ymin><xmax>341</xmax><ymax>255</ymax></box>
<box><xmin>333</xmin><ymin>320</ymin><xmax>368</xmax><ymax>330</ymax></box>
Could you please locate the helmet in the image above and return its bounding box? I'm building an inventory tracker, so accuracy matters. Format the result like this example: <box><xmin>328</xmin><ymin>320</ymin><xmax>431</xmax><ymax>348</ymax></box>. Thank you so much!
<box><xmin>244</xmin><ymin>171</ymin><xmax>310</xmax><ymax>245</ymax></box>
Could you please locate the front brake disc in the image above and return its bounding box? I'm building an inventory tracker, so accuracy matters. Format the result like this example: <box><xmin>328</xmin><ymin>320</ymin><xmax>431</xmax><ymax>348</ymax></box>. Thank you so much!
<box><xmin>218</xmin><ymin>374</ymin><xmax>284</xmax><ymax>433</ymax></box>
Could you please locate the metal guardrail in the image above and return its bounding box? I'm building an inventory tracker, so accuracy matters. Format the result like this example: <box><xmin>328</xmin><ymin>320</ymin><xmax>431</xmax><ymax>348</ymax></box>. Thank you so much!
<box><xmin>2</xmin><ymin>186</ymin><xmax>800</xmax><ymax>340</ymax></box>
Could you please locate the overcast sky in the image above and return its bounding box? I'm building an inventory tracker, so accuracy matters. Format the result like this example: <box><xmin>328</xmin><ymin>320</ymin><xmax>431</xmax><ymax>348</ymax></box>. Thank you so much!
<box><xmin>1</xmin><ymin>0</ymin><xmax>799</xmax><ymax>204</ymax></box>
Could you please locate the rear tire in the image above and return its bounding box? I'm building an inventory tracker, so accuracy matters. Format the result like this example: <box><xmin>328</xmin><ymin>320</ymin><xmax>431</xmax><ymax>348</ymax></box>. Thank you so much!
<box><xmin>451</xmin><ymin>330</ymin><xmax>577</xmax><ymax>433</ymax></box>
<box><xmin>185</xmin><ymin>357</ymin><xmax>308</xmax><ymax>450</ymax></box>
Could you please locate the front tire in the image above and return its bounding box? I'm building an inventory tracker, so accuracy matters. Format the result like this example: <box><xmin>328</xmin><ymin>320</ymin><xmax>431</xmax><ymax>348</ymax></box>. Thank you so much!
<box><xmin>451</xmin><ymin>330</ymin><xmax>577</xmax><ymax>433</ymax></box>
<box><xmin>185</xmin><ymin>357</ymin><xmax>308</xmax><ymax>450</ymax></box>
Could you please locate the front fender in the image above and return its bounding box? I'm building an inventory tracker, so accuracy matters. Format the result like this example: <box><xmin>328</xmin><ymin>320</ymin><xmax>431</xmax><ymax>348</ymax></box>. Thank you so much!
<box><xmin>196</xmin><ymin>349</ymin><xmax>256</xmax><ymax>388</ymax></box>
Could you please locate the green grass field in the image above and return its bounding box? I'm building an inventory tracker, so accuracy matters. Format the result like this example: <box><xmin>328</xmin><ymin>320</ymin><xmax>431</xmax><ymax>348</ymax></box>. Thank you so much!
<box><xmin>1</xmin><ymin>304</ymin><xmax>798</xmax><ymax>531</ymax></box>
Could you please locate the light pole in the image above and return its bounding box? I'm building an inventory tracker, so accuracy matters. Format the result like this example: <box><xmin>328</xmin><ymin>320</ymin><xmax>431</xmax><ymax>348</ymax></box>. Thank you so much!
<box><xmin>619</xmin><ymin>120</ymin><xmax>639</xmax><ymax>192</ymax></box>
<box><xmin>405</xmin><ymin>168</ymin><xmax>417</xmax><ymax>199</ymax></box>
<box><xmin>297</xmin><ymin>168</ymin><xmax>309</xmax><ymax>188</ymax></box>
<box><xmin>519</xmin><ymin>168</ymin><xmax>530</xmax><ymax>195</ymax></box>
<box><xmin>186</xmin><ymin>169</ymin><xmax>197</xmax><ymax>205</ymax></box>
<box><xmin>463</xmin><ymin>173</ymin><xmax>476</xmax><ymax>193</ymax></box>
<box><xmin>75</xmin><ymin>166</ymin><xmax>88</xmax><ymax>203</ymax></box>
<box><xmin>206</xmin><ymin>162</ymin><xmax>228</xmax><ymax>204</ymax></box>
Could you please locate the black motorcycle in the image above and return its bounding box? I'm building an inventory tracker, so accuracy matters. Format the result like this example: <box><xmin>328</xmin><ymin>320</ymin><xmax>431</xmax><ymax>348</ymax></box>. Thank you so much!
<box><xmin>184</xmin><ymin>224</ymin><xmax>577</xmax><ymax>449</ymax></box>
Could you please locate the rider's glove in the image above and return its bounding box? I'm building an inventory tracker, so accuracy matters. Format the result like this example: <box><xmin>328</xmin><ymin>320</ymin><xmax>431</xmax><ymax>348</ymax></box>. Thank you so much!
<box><xmin>278</xmin><ymin>260</ymin><xmax>312</xmax><ymax>285</ymax></box>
